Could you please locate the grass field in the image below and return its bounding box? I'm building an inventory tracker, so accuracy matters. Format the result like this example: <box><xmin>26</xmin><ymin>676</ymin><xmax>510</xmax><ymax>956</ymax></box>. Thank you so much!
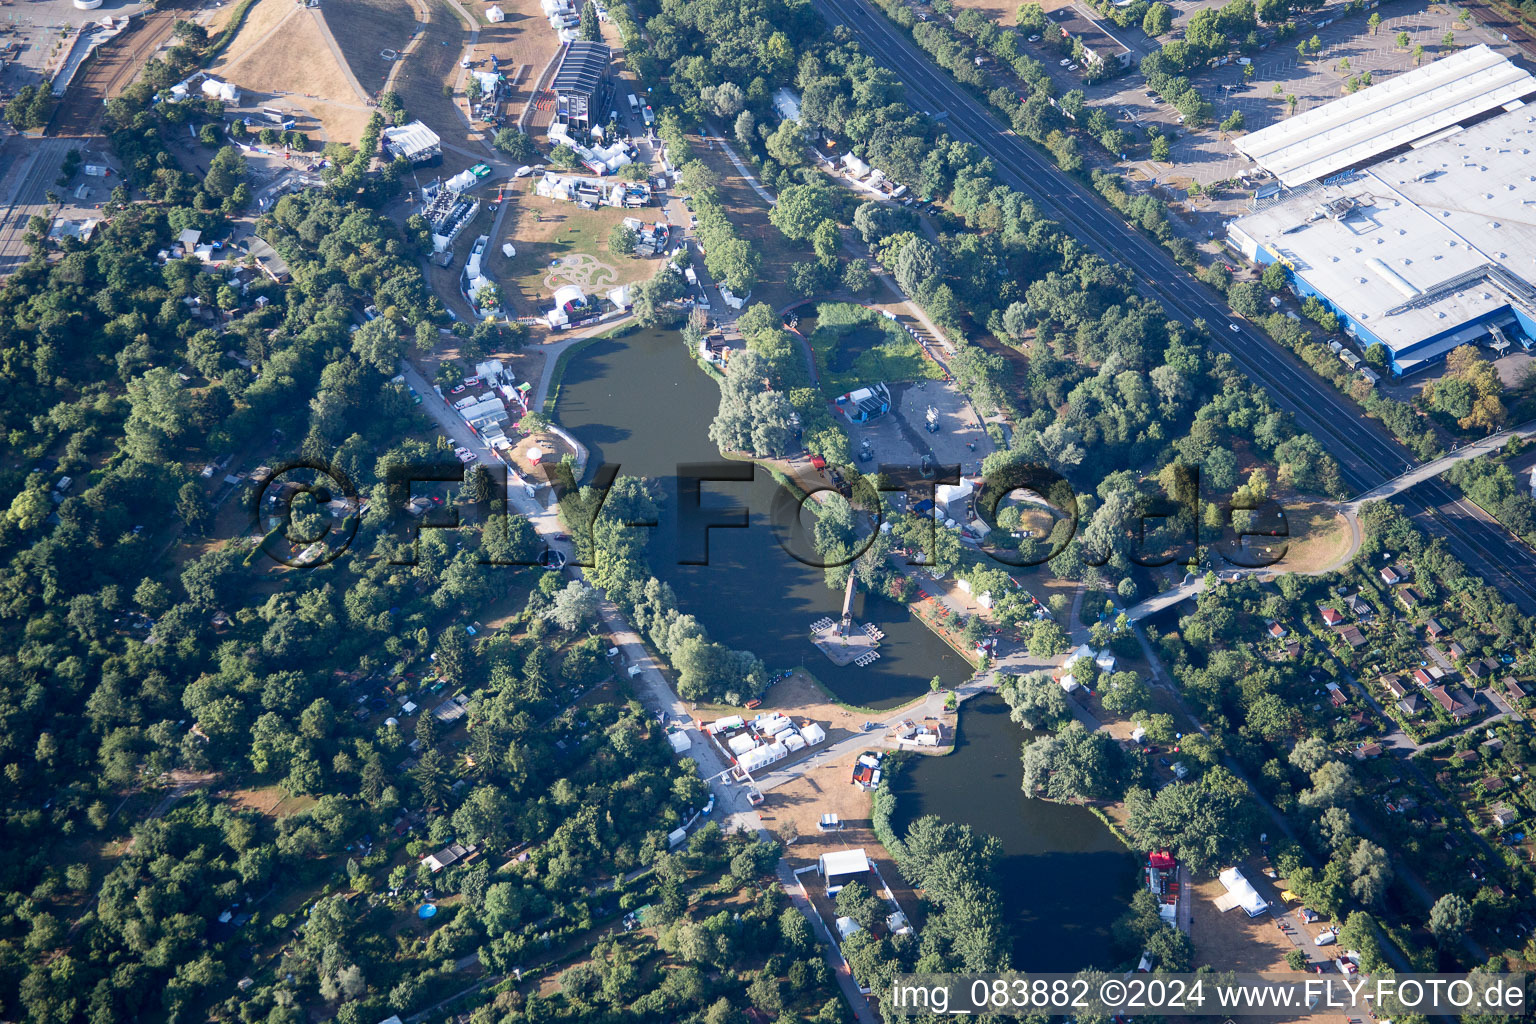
<box><xmin>322</xmin><ymin>0</ymin><xmax>424</xmax><ymax>97</ymax></box>
<box><xmin>491</xmin><ymin>187</ymin><xmax>662</xmax><ymax>317</ymax></box>
<box><xmin>227</xmin><ymin>784</ymin><xmax>320</xmax><ymax>819</ymax></box>
<box><xmin>807</xmin><ymin>301</ymin><xmax>945</xmax><ymax>394</ymax></box>
<box><xmin>684</xmin><ymin>132</ymin><xmax>808</xmax><ymax>310</ymax></box>
<box><xmin>1272</xmin><ymin>500</ymin><xmax>1353</xmax><ymax>574</ymax></box>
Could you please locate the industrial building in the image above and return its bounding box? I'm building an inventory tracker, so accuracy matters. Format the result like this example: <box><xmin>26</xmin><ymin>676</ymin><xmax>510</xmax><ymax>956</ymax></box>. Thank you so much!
<box><xmin>1226</xmin><ymin>47</ymin><xmax>1536</xmax><ymax>376</ymax></box>
<box><xmin>551</xmin><ymin>40</ymin><xmax>610</xmax><ymax>133</ymax></box>
<box><xmin>1228</xmin><ymin>109</ymin><xmax>1536</xmax><ymax>374</ymax></box>
<box><xmin>1232</xmin><ymin>45</ymin><xmax>1536</xmax><ymax>188</ymax></box>
<box><xmin>382</xmin><ymin>121</ymin><xmax>442</xmax><ymax>164</ymax></box>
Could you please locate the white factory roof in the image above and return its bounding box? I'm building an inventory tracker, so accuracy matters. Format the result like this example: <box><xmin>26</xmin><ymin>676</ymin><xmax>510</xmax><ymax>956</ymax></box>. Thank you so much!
<box><xmin>1229</xmin><ymin>109</ymin><xmax>1536</xmax><ymax>369</ymax></box>
<box><xmin>1232</xmin><ymin>45</ymin><xmax>1536</xmax><ymax>187</ymax></box>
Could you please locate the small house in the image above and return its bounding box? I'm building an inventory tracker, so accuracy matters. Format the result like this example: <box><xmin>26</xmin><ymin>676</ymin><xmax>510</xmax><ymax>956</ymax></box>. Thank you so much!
<box><xmin>1380</xmin><ymin>564</ymin><xmax>1405</xmax><ymax>585</ymax></box>
<box><xmin>1397</xmin><ymin>694</ymin><xmax>1423</xmax><ymax>717</ymax></box>
<box><xmin>1345</xmin><ymin>593</ymin><xmax>1372</xmax><ymax>618</ymax></box>
<box><xmin>1483</xmin><ymin>775</ymin><xmax>1507</xmax><ymax>793</ymax></box>
<box><xmin>1267</xmin><ymin>620</ymin><xmax>1287</xmax><ymax>639</ymax></box>
<box><xmin>1505</xmin><ymin>677</ymin><xmax>1528</xmax><ymax>701</ymax></box>
<box><xmin>1493</xmin><ymin>806</ymin><xmax>1519</xmax><ymax>826</ymax></box>
<box><xmin>1431</xmin><ymin>685</ymin><xmax>1476</xmax><ymax>720</ymax></box>
<box><xmin>1379</xmin><ymin>675</ymin><xmax>1407</xmax><ymax>700</ymax></box>
<box><xmin>1321</xmin><ymin>607</ymin><xmax>1344</xmax><ymax>626</ymax></box>
<box><xmin>1449</xmin><ymin>641</ymin><xmax>1468</xmax><ymax>661</ymax></box>
<box><xmin>1354</xmin><ymin>742</ymin><xmax>1382</xmax><ymax>760</ymax></box>
<box><xmin>1337</xmin><ymin>625</ymin><xmax>1366</xmax><ymax>649</ymax></box>
<box><xmin>424</xmin><ymin>841</ymin><xmax>477</xmax><ymax>872</ymax></box>
<box><xmin>1397</xmin><ymin>587</ymin><xmax>1422</xmax><ymax>611</ymax></box>
<box><xmin>1325</xmin><ymin>681</ymin><xmax>1348</xmax><ymax>708</ymax></box>
<box><xmin>1425</xmin><ymin>617</ymin><xmax>1447</xmax><ymax>639</ymax></box>
<box><xmin>1452</xmin><ymin>749</ymin><xmax>1478</xmax><ymax>765</ymax></box>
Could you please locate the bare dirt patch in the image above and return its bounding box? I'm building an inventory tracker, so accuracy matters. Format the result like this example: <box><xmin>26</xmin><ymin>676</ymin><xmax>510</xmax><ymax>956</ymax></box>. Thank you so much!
<box><xmin>382</xmin><ymin>0</ymin><xmax>470</xmax><ymax>142</ymax></box>
<box><xmin>463</xmin><ymin>0</ymin><xmax>561</xmax><ymax>129</ymax></box>
<box><xmin>764</xmin><ymin>759</ymin><xmax>926</xmax><ymax>932</ymax></box>
<box><xmin>210</xmin><ymin>0</ymin><xmax>372</xmax><ymax>142</ymax></box>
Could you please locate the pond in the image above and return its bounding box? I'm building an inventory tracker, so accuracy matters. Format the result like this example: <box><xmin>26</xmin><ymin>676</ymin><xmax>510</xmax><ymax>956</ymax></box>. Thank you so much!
<box><xmin>554</xmin><ymin>326</ymin><xmax>970</xmax><ymax>708</ymax></box>
<box><xmin>890</xmin><ymin>693</ymin><xmax>1140</xmax><ymax>972</ymax></box>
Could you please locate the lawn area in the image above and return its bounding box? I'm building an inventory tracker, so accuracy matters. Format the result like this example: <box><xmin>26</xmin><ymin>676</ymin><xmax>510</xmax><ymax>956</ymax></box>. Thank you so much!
<box><xmin>806</xmin><ymin>301</ymin><xmax>944</xmax><ymax>395</ymax></box>
<box><xmin>226</xmin><ymin>784</ymin><xmax>320</xmax><ymax>819</ymax></box>
<box><xmin>1275</xmin><ymin>500</ymin><xmax>1354</xmax><ymax>574</ymax></box>
<box><xmin>491</xmin><ymin>188</ymin><xmax>663</xmax><ymax>317</ymax></box>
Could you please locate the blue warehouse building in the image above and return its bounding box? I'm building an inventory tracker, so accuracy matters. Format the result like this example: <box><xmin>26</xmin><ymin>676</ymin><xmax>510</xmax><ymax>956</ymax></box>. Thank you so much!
<box><xmin>1226</xmin><ymin>46</ymin><xmax>1536</xmax><ymax>376</ymax></box>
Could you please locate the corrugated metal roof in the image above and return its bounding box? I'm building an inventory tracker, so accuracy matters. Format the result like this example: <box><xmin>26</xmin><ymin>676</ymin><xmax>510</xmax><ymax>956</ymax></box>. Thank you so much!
<box><xmin>552</xmin><ymin>40</ymin><xmax>609</xmax><ymax>97</ymax></box>
<box><xmin>1232</xmin><ymin>45</ymin><xmax>1536</xmax><ymax>187</ymax></box>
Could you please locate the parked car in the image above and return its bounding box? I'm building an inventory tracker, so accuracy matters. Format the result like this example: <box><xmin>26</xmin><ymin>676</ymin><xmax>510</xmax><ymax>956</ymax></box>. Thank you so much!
<box><xmin>450</xmin><ymin>384</ymin><xmax>466</xmax><ymax>393</ymax></box>
<box><xmin>1059</xmin><ymin>58</ymin><xmax>1071</xmax><ymax>66</ymax></box>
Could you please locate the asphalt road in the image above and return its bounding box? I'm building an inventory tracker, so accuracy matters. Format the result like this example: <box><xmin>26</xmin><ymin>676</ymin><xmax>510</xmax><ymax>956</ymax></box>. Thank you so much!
<box><xmin>815</xmin><ymin>0</ymin><xmax>1536</xmax><ymax>612</ymax></box>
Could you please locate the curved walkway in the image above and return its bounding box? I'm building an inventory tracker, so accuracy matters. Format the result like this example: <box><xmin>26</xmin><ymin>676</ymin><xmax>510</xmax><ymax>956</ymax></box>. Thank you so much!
<box><xmin>382</xmin><ymin>0</ymin><xmax>433</xmax><ymax>98</ymax></box>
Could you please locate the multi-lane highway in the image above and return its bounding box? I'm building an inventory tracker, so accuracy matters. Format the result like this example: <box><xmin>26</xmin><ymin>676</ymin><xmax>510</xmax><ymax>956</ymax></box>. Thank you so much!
<box><xmin>816</xmin><ymin>0</ymin><xmax>1536</xmax><ymax>612</ymax></box>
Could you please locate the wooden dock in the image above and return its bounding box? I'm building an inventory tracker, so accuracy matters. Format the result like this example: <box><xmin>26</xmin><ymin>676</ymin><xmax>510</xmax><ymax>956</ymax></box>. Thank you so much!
<box><xmin>810</xmin><ymin>617</ymin><xmax>880</xmax><ymax>666</ymax></box>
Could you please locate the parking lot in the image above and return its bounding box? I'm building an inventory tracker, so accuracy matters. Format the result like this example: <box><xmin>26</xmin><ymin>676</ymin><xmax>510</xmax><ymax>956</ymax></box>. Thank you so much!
<box><xmin>1086</xmin><ymin>0</ymin><xmax>1524</xmax><ymax>186</ymax></box>
<box><xmin>840</xmin><ymin>377</ymin><xmax>996</xmax><ymax>480</ymax></box>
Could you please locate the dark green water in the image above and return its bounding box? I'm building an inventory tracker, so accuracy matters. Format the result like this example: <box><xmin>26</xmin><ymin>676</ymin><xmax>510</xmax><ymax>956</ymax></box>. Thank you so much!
<box><xmin>554</xmin><ymin>327</ymin><xmax>969</xmax><ymax>708</ymax></box>
<box><xmin>556</xmin><ymin>327</ymin><xmax>1132</xmax><ymax>963</ymax></box>
<box><xmin>891</xmin><ymin>694</ymin><xmax>1140</xmax><ymax>972</ymax></box>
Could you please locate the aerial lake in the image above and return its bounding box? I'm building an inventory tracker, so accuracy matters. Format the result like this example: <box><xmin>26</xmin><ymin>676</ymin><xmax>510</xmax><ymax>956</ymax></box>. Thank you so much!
<box><xmin>555</xmin><ymin>325</ymin><xmax>1134</xmax><ymax>967</ymax></box>
<box><xmin>554</xmin><ymin>326</ymin><xmax>969</xmax><ymax>709</ymax></box>
<box><xmin>890</xmin><ymin>693</ymin><xmax>1140</xmax><ymax>972</ymax></box>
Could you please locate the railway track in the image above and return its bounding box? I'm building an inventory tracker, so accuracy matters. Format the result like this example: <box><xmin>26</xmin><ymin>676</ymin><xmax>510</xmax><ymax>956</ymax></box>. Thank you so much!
<box><xmin>1459</xmin><ymin>0</ymin><xmax>1536</xmax><ymax>61</ymax></box>
<box><xmin>819</xmin><ymin>0</ymin><xmax>1536</xmax><ymax>610</ymax></box>
<box><xmin>49</xmin><ymin>4</ymin><xmax>183</xmax><ymax>137</ymax></box>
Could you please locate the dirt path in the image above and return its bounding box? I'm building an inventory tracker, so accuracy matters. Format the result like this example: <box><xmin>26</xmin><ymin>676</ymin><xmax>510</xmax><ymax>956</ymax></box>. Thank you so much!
<box><xmin>309</xmin><ymin>7</ymin><xmax>372</xmax><ymax>104</ymax></box>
